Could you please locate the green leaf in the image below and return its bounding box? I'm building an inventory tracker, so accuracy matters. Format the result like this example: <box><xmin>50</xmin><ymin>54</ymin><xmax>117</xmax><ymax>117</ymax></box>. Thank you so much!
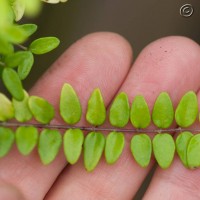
<box><xmin>131</xmin><ymin>134</ymin><xmax>152</xmax><ymax>167</ymax></box>
<box><xmin>11</xmin><ymin>0</ymin><xmax>26</xmax><ymax>21</ymax></box>
<box><xmin>0</xmin><ymin>37</ymin><xmax>14</xmax><ymax>55</ymax></box>
<box><xmin>130</xmin><ymin>95</ymin><xmax>151</xmax><ymax>129</ymax></box>
<box><xmin>63</xmin><ymin>129</ymin><xmax>84</xmax><ymax>164</ymax></box>
<box><xmin>29</xmin><ymin>37</ymin><xmax>60</xmax><ymax>54</ymax></box>
<box><xmin>18</xmin><ymin>24</ymin><xmax>37</xmax><ymax>37</ymax></box>
<box><xmin>28</xmin><ymin>96</ymin><xmax>55</xmax><ymax>124</ymax></box>
<box><xmin>0</xmin><ymin>93</ymin><xmax>14</xmax><ymax>121</ymax></box>
<box><xmin>16</xmin><ymin>126</ymin><xmax>38</xmax><ymax>155</ymax></box>
<box><xmin>176</xmin><ymin>131</ymin><xmax>193</xmax><ymax>167</ymax></box>
<box><xmin>38</xmin><ymin>129</ymin><xmax>62</xmax><ymax>165</ymax></box>
<box><xmin>5</xmin><ymin>51</ymin><xmax>34</xmax><ymax>80</ymax></box>
<box><xmin>12</xmin><ymin>90</ymin><xmax>32</xmax><ymax>122</ymax></box>
<box><xmin>105</xmin><ymin>132</ymin><xmax>124</xmax><ymax>164</ymax></box>
<box><xmin>187</xmin><ymin>134</ymin><xmax>200</xmax><ymax>168</ymax></box>
<box><xmin>86</xmin><ymin>89</ymin><xmax>106</xmax><ymax>126</ymax></box>
<box><xmin>2</xmin><ymin>68</ymin><xmax>24</xmax><ymax>101</ymax></box>
<box><xmin>84</xmin><ymin>132</ymin><xmax>105</xmax><ymax>172</ymax></box>
<box><xmin>0</xmin><ymin>127</ymin><xmax>14</xmax><ymax>157</ymax></box>
<box><xmin>175</xmin><ymin>91</ymin><xmax>198</xmax><ymax>127</ymax></box>
<box><xmin>153</xmin><ymin>133</ymin><xmax>175</xmax><ymax>169</ymax></box>
<box><xmin>4</xmin><ymin>25</ymin><xmax>28</xmax><ymax>44</ymax></box>
<box><xmin>60</xmin><ymin>83</ymin><xmax>82</xmax><ymax>124</ymax></box>
<box><xmin>152</xmin><ymin>92</ymin><xmax>174</xmax><ymax>128</ymax></box>
<box><xmin>24</xmin><ymin>0</ymin><xmax>42</xmax><ymax>17</ymax></box>
<box><xmin>109</xmin><ymin>92</ymin><xmax>130</xmax><ymax>127</ymax></box>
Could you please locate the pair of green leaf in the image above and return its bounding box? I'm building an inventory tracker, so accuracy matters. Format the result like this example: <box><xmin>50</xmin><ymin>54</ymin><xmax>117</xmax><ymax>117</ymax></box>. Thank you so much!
<box><xmin>131</xmin><ymin>133</ymin><xmax>175</xmax><ymax>169</ymax></box>
<box><xmin>176</xmin><ymin>132</ymin><xmax>200</xmax><ymax>169</ymax></box>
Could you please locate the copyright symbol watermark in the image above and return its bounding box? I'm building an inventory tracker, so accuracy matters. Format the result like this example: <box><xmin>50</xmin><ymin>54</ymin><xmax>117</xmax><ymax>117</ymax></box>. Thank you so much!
<box><xmin>180</xmin><ymin>4</ymin><xmax>194</xmax><ymax>17</ymax></box>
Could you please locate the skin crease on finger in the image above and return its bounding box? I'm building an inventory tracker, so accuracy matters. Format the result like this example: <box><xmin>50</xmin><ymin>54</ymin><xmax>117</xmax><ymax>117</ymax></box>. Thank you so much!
<box><xmin>44</xmin><ymin>36</ymin><xmax>200</xmax><ymax>200</ymax></box>
<box><xmin>0</xmin><ymin>32</ymin><xmax>133</xmax><ymax>200</ymax></box>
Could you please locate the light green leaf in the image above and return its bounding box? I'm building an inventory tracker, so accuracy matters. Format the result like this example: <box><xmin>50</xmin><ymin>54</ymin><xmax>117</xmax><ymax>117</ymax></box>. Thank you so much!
<box><xmin>0</xmin><ymin>93</ymin><xmax>14</xmax><ymax>121</ymax></box>
<box><xmin>29</xmin><ymin>37</ymin><xmax>60</xmax><ymax>54</ymax></box>
<box><xmin>153</xmin><ymin>133</ymin><xmax>175</xmax><ymax>169</ymax></box>
<box><xmin>18</xmin><ymin>24</ymin><xmax>37</xmax><ymax>37</ymax></box>
<box><xmin>152</xmin><ymin>92</ymin><xmax>174</xmax><ymax>128</ymax></box>
<box><xmin>38</xmin><ymin>129</ymin><xmax>62</xmax><ymax>165</ymax></box>
<box><xmin>0</xmin><ymin>37</ymin><xmax>14</xmax><ymax>55</ymax></box>
<box><xmin>2</xmin><ymin>68</ymin><xmax>24</xmax><ymax>101</ymax></box>
<box><xmin>24</xmin><ymin>0</ymin><xmax>42</xmax><ymax>17</ymax></box>
<box><xmin>130</xmin><ymin>95</ymin><xmax>151</xmax><ymax>129</ymax></box>
<box><xmin>5</xmin><ymin>51</ymin><xmax>34</xmax><ymax>80</ymax></box>
<box><xmin>60</xmin><ymin>83</ymin><xmax>82</xmax><ymax>124</ymax></box>
<box><xmin>109</xmin><ymin>92</ymin><xmax>129</xmax><ymax>127</ymax></box>
<box><xmin>84</xmin><ymin>132</ymin><xmax>105</xmax><ymax>172</ymax></box>
<box><xmin>176</xmin><ymin>131</ymin><xmax>193</xmax><ymax>167</ymax></box>
<box><xmin>16</xmin><ymin>126</ymin><xmax>38</xmax><ymax>155</ymax></box>
<box><xmin>86</xmin><ymin>89</ymin><xmax>106</xmax><ymax>126</ymax></box>
<box><xmin>105</xmin><ymin>132</ymin><xmax>124</xmax><ymax>164</ymax></box>
<box><xmin>187</xmin><ymin>134</ymin><xmax>200</xmax><ymax>168</ymax></box>
<box><xmin>12</xmin><ymin>90</ymin><xmax>32</xmax><ymax>122</ymax></box>
<box><xmin>0</xmin><ymin>127</ymin><xmax>14</xmax><ymax>157</ymax></box>
<box><xmin>11</xmin><ymin>0</ymin><xmax>25</xmax><ymax>21</ymax></box>
<box><xmin>175</xmin><ymin>91</ymin><xmax>198</xmax><ymax>127</ymax></box>
<box><xmin>63</xmin><ymin>129</ymin><xmax>84</xmax><ymax>164</ymax></box>
<box><xmin>28</xmin><ymin>96</ymin><xmax>55</xmax><ymax>124</ymax></box>
<box><xmin>131</xmin><ymin>134</ymin><xmax>152</xmax><ymax>167</ymax></box>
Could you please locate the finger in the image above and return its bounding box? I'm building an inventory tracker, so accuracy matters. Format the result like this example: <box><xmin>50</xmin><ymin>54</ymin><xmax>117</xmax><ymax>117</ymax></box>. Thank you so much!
<box><xmin>45</xmin><ymin>36</ymin><xmax>200</xmax><ymax>200</ymax></box>
<box><xmin>0</xmin><ymin>32</ymin><xmax>133</xmax><ymax>200</ymax></box>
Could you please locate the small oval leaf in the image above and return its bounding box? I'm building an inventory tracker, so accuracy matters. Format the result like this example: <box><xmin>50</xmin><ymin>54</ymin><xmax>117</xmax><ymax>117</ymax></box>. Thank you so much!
<box><xmin>63</xmin><ymin>129</ymin><xmax>84</xmax><ymax>164</ymax></box>
<box><xmin>38</xmin><ymin>129</ymin><xmax>62</xmax><ymax>165</ymax></box>
<box><xmin>187</xmin><ymin>134</ymin><xmax>200</xmax><ymax>168</ymax></box>
<box><xmin>12</xmin><ymin>90</ymin><xmax>32</xmax><ymax>122</ymax></box>
<box><xmin>130</xmin><ymin>95</ymin><xmax>151</xmax><ymax>129</ymax></box>
<box><xmin>131</xmin><ymin>134</ymin><xmax>152</xmax><ymax>167</ymax></box>
<box><xmin>11</xmin><ymin>0</ymin><xmax>26</xmax><ymax>21</ymax></box>
<box><xmin>16</xmin><ymin>126</ymin><xmax>38</xmax><ymax>155</ymax></box>
<box><xmin>84</xmin><ymin>132</ymin><xmax>105</xmax><ymax>172</ymax></box>
<box><xmin>153</xmin><ymin>133</ymin><xmax>175</xmax><ymax>169</ymax></box>
<box><xmin>60</xmin><ymin>83</ymin><xmax>82</xmax><ymax>124</ymax></box>
<box><xmin>152</xmin><ymin>92</ymin><xmax>174</xmax><ymax>128</ymax></box>
<box><xmin>29</xmin><ymin>37</ymin><xmax>60</xmax><ymax>54</ymax></box>
<box><xmin>109</xmin><ymin>92</ymin><xmax>130</xmax><ymax>127</ymax></box>
<box><xmin>175</xmin><ymin>91</ymin><xmax>198</xmax><ymax>127</ymax></box>
<box><xmin>176</xmin><ymin>131</ymin><xmax>193</xmax><ymax>167</ymax></box>
<box><xmin>86</xmin><ymin>89</ymin><xmax>106</xmax><ymax>126</ymax></box>
<box><xmin>105</xmin><ymin>132</ymin><xmax>124</xmax><ymax>164</ymax></box>
<box><xmin>28</xmin><ymin>96</ymin><xmax>55</xmax><ymax>124</ymax></box>
<box><xmin>2</xmin><ymin>68</ymin><xmax>24</xmax><ymax>101</ymax></box>
<box><xmin>0</xmin><ymin>127</ymin><xmax>14</xmax><ymax>157</ymax></box>
<box><xmin>18</xmin><ymin>24</ymin><xmax>38</xmax><ymax>37</ymax></box>
<box><xmin>0</xmin><ymin>93</ymin><xmax>14</xmax><ymax>121</ymax></box>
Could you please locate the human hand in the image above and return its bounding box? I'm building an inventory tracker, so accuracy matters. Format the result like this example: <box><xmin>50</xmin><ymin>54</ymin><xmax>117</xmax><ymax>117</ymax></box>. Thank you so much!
<box><xmin>1</xmin><ymin>32</ymin><xmax>200</xmax><ymax>200</ymax></box>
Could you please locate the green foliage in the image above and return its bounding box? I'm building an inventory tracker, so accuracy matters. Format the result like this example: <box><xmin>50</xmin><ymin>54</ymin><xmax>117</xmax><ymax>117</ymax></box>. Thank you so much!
<box><xmin>131</xmin><ymin>134</ymin><xmax>152</xmax><ymax>167</ymax></box>
<box><xmin>0</xmin><ymin>127</ymin><xmax>14</xmax><ymax>157</ymax></box>
<box><xmin>63</xmin><ymin>129</ymin><xmax>84</xmax><ymax>164</ymax></box>
<box><xmin>28</xmin><ymin>96</ymin><xmax>55</xmax><ymax>124</ymax></box>
<box><xmin>176</xmin><ymin>131</ymin><xmax>193</xmax><ymax>167</ymax></box>
<box><xmin>86</xmin><ymin>88</ymin><xmax>106</xmax><ymax>126</ymax></box>
<box><xmin>29</xmin><ymin>37</ymin><xmax>60</xmax><ymax>55</ymax></box>
<box><xmin>130</xmin><ymin>95</ymin><xmax>151</xmax><ymax>129</ymax></box>
<box><xmin>175</xmin><ymin>91</ymin><xmax>198</xmax><ymax>127</ymax></box>
<box><xmin>60</xmin><ymin>83</ymin><xmax>82</xmax><ymax>124</ymax></box>
<box><xmin>152</xmin><ymin>92</ymin><xmax>174</xmax><ymax>128</ymax></box>
<box><xmin>38</xmin><ymin>129</ymin><xmax>62</xmax><ymax>165</ymax></box>
<box><xmin>105</xmin><ymin>131</ymin><xmax>124</xmax><ymax>164</ymax></box>
<box><xmin>16</xmin><ymin>126</ymin><xmax>38</xmax><ymax>155</ymax></box>
<box><xmin>153</xmin><ymin>133</ymin><xmax>175</xmax><ymax>169</ymax></box>
<box><xmin>84</xmin><ymin>132</ymin><xmax>105</xmax><ymax>172</ymax></box>
<box><xmin>109</xmin><ymin>92</ymin><xmax>130</xmax><ymax>127</ymax></box>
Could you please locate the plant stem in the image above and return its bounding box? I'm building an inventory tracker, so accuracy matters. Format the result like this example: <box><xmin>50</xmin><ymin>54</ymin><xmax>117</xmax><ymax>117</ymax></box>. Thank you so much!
<box><xmin>16</xmin><ymin>44</ymin><xmax>28</xmax><ymax>51</ymax></box>
<box><xmin>0</xmin><ymin>122</ymin><xmax>198</xmax><ymax>134</ymax></box>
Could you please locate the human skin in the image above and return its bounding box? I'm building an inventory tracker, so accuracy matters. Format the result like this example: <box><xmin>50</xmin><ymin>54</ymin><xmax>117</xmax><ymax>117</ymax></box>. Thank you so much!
<box><xmin>0</xmin><ymin>32</ymin><xmax>200</xmax><ymax>200</ymax></box>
